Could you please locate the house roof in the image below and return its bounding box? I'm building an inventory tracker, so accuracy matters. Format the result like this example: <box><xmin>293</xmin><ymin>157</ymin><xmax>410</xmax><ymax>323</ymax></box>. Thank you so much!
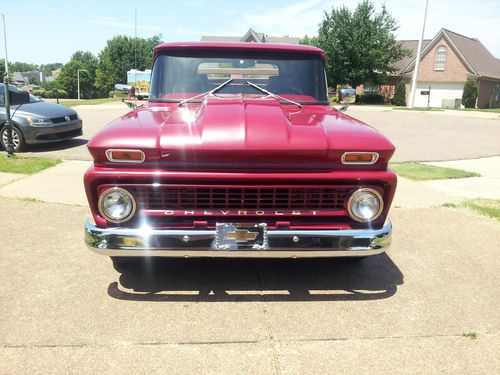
<box><xmin>400</xmin><ymin>28</ymin><xmax>500</xmax><ymax>80</ymax></box>
<box><xmin>392</xmin><ymin>39</ymin><xmax>431</xmax><ymax>74</ymax></box>
<box><xmin>200</xmin><ymin>28</ymin><xmax>300</xmax><ymax>44</ymax></box>
<box><xmin>444</xmin><ymin>29</ymin><xmax>500</xmax><ymax>79</ymax></box>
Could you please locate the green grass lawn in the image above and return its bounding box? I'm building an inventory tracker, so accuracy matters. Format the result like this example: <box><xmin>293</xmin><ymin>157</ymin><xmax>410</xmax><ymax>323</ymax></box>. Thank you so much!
<box><xmin>59</xmin><ymin>98</ymin><xmax>123</xmax><ymax>108</ymax></box>
<box><xmin>390</xmin><ymin>162</ymin><xmax>480</xmax><ymax>181</ymax></box>
<box><xmin>0</xmin><ymin>155</ymin><xmax>61</xmax><ymax>175</ymax></box>
<box><xmin>458</xmin><ymin>108</ymin><xmax>500</xmax><ymax>113</ymax></box>
<box><xmin>392</xmin><ymin>107</ymin><xmax>444</xmax><ymax>111</ymax></box>
<box><xmin>463</xmin><ymin>199</ymin><xmax>500</xmax><ymax>220</ymax></box>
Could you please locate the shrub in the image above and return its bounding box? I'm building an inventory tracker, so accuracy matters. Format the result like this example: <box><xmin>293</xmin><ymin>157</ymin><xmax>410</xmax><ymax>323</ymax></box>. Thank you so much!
<box><xmin>462</xmin><ymin>78</ymin><xmax>478</xmax><ymax>108</ymax></box>
<box><xmin>31</xmin><ymin>89</ymin><xmax>68</xmax><ymax>99</ymax></box>
<box><xmin>391</xmin><ymin>80</ymin><xmax>406</xmax><ymax>106</ymax></box>
<box><xmin>32</xmin><ymin>89</ymin><xmax>46</xmax><ymax>97</ymax></box>
<box><xmin>355</xmin><ymin>93</ymin><xmax>385</xmax><ymax>104</ymax></box>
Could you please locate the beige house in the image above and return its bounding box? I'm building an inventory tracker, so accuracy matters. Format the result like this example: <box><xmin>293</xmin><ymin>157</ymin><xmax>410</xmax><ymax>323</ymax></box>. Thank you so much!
<box><xmin>384</xmin><ymin>29</ymin><xmax>500</xmax><ymax>108</ymax></box>
<box><xmin>201</xmin><ymin>28</ymin><xmax>300</xmax><ymax>44</ymax></box>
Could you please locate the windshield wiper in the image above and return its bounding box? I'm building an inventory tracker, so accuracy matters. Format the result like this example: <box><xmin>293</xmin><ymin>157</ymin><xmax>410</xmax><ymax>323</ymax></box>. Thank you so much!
<box><xmin>246</xmin><ymin>81</ymin><xmax>302</xmax><ymax>108</ymax></box>
<box><xmin>178</xmin><ymin>78</ymin><xmax>233</xmax><ymax>107</ymax></box>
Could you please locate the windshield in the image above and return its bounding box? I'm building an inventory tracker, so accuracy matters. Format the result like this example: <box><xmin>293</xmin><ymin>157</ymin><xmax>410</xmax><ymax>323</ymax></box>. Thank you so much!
<box><xmin>0</xmin><ymin>84</ymin><xmax>42</xmax><ymax>106</ymax></box>
<box><xmin>149</xmin><ymin>52</ymin><xmax>328</xmax><ymax>103</ymax></box>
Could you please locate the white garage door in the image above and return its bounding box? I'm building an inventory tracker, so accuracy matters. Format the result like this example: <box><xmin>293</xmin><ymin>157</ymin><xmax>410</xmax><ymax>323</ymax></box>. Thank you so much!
<box><xmin>413</xmin><ymin>82</ymin><xmax>464</xmax><ymax>108</ymax></box>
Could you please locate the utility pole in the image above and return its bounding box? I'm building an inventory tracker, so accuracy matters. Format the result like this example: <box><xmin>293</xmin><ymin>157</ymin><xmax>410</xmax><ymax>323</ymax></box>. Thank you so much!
<box><xmin>408</xmin><ymin>0</ymin><xmax>429</xmax><ymax>108</ymax></box>
<box><xmin>1</xmin><ymin>13</ymin><xmax>14</xmax><ymax>156</ymax></box>
<box><xmin>77</xmin><ymin>69</ymin><xmax>87</xmax><ymax>100</ymax></box>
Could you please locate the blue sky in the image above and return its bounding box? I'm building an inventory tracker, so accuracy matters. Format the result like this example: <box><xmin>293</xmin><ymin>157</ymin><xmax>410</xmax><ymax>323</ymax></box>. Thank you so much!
<box><xmin>1</xmin><ymin>0</ymin><xmax>499</xmax><ymax>64</ymax></box>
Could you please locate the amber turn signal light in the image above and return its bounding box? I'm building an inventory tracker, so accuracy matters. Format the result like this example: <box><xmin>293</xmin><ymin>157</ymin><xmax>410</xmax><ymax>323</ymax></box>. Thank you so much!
<box><xmin>105</xmin><ymin>149</ymin><xmax>145</xmax><ymax>163</ymax></box>
<box><xmin>341</xmin><ymin>152</ymin><xmax>379</xmax><ymax>165</ymax></box>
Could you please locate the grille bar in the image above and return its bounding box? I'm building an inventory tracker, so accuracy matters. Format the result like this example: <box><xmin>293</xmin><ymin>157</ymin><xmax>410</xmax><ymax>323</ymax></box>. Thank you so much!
<box><xmin>113</xmin><ymin>185</ymin><xmax>355</xmax><ymax>211</ymax></box>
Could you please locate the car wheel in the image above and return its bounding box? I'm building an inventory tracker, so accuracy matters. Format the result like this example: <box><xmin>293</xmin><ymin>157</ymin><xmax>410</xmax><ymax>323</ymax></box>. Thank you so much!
<box><xmin>1</xmin><ymin>125</ymin><xmax>26</xmax><ymax>152</ymax></box>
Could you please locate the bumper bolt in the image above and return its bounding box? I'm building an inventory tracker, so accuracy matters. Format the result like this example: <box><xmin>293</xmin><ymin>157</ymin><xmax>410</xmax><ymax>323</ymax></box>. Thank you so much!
<box><xmin>182</xmin><ymin>235</ymin><xmax>190</xmax><ymax>242</ymax></box>
<box><xmin>292</xmin><ymin>236</ymin><xmax>299</xmax><ymax>243</ymax></box>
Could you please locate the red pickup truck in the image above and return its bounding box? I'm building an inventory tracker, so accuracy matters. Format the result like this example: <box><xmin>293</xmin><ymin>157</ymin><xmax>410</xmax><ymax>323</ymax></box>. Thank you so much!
<box><xmin>84</xmin><ymin>42</ymin><xmax>396</xmax><ymax>267</ymax></box>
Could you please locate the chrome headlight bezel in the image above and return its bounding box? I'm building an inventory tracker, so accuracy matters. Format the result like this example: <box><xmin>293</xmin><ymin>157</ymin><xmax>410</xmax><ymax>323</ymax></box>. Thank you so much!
<box><xmin>98</xmin><ymin>187</ymin><xmax>136</xmax><ymax>224</ymax></box>
<box><xmin>26</xmin><ymin>116</ymin><xmax>54</xmax><ymax>126</ymax></box>
<box><xmin>347</xmin><ymin>188</ymin><xmax>384</xmax><ymax>223</ymax></box>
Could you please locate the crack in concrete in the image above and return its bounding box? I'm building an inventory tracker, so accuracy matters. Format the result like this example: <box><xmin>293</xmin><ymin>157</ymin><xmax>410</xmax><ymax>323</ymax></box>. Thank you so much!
<box><xmin>2</xmin><ymin>332</ymin><xmax>497</xmax><ymax>350</ymax></box>
<box><xmin>256</xmin><ymin>261</ymin><xmax>283</xmax><ymax>375</ymax></box>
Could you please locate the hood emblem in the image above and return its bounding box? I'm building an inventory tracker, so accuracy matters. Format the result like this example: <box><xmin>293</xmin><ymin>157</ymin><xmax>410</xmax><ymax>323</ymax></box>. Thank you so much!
<box><xmin>64</xmin><ymin>116</ymin><xmax>71</xmax><ymax>122</ymax></box>
<box><xmin>161</xmin><ymin>153</ymin><xmax>171</xmax><ymax>158</ymax></box>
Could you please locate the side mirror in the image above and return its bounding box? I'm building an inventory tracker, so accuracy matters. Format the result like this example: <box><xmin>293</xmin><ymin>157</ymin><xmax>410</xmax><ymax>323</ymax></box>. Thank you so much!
<box><xmin>339</xmin><ymin>88</ymin><xmax>356</xmax><ymax>105</ymax></box>
<box><xmin>115</xmin><ymin>83</ymin><xmax>132</xmax><ymax>92</ymax></box>
<box><xmin>122</xmin><ymin>99</ymin><xmax>138</xmax><ymax>109</ymax></box>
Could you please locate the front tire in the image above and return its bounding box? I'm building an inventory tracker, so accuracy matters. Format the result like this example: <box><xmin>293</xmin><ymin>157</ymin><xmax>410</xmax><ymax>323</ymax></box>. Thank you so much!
<box><xmin>1</xmin><ymin>125</ymin><xmax>26</xmax><ymax>152</ymax></box>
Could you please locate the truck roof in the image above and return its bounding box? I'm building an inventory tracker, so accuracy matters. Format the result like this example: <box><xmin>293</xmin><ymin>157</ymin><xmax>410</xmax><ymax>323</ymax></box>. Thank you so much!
<box><xmin>153</xmin><ymin>42</ymin><xmax>326</xmax><ymax>61</ymax></box>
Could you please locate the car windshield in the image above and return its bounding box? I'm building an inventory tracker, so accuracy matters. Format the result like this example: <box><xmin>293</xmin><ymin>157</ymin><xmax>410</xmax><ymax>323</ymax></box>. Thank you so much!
<box><xmin>0</xmin><ymin>84</ymin><xmax>42</xmax><ymax>106</ymax></box>
<box><xmin>149</xmin><ymin>52</ymin><xmax>328</xmax><ymax>104</ymax></box>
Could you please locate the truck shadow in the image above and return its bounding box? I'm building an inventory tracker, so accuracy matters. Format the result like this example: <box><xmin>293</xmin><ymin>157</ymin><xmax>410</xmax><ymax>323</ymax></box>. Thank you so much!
<box><xmin>107</xmin><ymin>253</ymin><xmax>403</xmax><ymax>302</ymax></box>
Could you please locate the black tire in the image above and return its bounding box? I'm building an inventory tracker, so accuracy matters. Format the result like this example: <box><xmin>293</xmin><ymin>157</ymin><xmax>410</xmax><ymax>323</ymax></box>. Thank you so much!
<box><xmin>1</xmin><ymin>125</ymin><xmax>26</xmax><ymax>152</ymax></box>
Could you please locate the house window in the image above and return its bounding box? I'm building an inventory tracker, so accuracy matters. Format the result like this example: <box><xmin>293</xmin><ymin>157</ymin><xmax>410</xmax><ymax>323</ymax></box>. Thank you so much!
<box><xmin>435</xmin><ymin>46</ymin><xmax>446</xmax><ymax>71</ymax></box>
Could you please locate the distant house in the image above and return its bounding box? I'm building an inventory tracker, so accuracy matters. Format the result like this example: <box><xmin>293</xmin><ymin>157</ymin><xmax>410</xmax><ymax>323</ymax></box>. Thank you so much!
<box><xmin>201</xmin><ymin>28</ymin><xmax>300</xmax><ymax>44</ymax></box>
<box><xmin>381</xmin><ymin>28</ymin><xmax>500</xmax><ymax>108</ymax></box>
<box><xmin>12</xmin><ymin>71</ymin><xmax>44</xmax><ymax>86</ymax></box>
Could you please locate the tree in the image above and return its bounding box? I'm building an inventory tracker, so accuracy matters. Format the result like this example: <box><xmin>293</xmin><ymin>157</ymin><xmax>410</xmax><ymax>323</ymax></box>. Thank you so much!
<box><xmin>317</xmin><ymin>0</ymin><xmax>410</xmax><ymax>88</ymax></box>
<box><xmin>392</xmin><ymin>80</ymin><xmax>406</xmax><ymax>106</ymax></box>
<box><xmin>300</xmin><ymin>35</ymin><xmax>320</xmax><ymax>47</ymax></box>
<box><xmin>57</xmin><ymin>60</ymin><xmax>93</xmax><ymax>98</ymax></box>
<box><xmin>9</xmin><ymin>61</ymin><xmax>38</xmax><ymax>72</ymax></box>
<box><xmin>462</xmin><ymin>78</ymin><xmax>478</xmax><ymax>108</ymax></box>
<box><xmin>40</xmin><ymin>63</ymin><xmax>63</xmax><ymax>78</ymax></box>
<box><xmin>95</xmin><ymin>35</ymin><xmax>162</xmax><ymax>94</ymax></box>
<box><xmin>71</xmin><ymin>51</ymin><xmax>98</xmax><ymax>97</ymax></box>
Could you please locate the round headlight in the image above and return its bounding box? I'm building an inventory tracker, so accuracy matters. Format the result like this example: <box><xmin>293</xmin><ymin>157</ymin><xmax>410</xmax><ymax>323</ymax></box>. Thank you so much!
<box><xmin>98</xmin><ymin>187</ymin><xmax>136</xmax><ymax>223</ymax></box>
<box><xmin>347</xmin><ymin>188</ymin><xmax>383</xmax><ymax>222</ymax></box>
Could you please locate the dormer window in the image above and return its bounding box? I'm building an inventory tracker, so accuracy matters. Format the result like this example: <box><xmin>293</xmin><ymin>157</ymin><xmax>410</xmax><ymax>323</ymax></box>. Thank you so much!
<box><xmin>435</xmin><ymin>46</ymin><xmax>446</xmax><ymax>70</ymax></box>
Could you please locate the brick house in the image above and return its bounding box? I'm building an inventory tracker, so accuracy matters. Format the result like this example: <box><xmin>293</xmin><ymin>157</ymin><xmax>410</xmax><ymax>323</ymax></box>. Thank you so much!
<box><xmin>201</xmin><ymin>28</ymin><xmax>300</xmax><ymax>44</ymax></box>
<box><xmin>383</xmin><ymin>29</ymin><xmax>500</xmax><ymax>108</ymax></box>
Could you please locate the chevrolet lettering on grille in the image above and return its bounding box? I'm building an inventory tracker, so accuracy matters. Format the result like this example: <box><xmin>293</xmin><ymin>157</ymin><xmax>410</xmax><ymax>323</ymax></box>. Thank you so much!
<box><xmin>162</xmin><ymin>210</ymin><xmax>322</xmax><ymax>216</ymax></box>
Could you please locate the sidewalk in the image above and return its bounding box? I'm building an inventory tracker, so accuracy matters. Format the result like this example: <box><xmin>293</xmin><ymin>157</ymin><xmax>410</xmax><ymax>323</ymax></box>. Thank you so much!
<box><xmin>0</xmin><ymin>160</ymin><xmax>90</xmax><ymax>206</ymax></box>
<box><xmin>348</xmin><ymin>105</ymin><xmax>500</xmax><ymax>119</ymax></box>
<box><xmin>422</xmin><ymin>156</ymin><xmax>500</xmax><ymax>199</ymax></box>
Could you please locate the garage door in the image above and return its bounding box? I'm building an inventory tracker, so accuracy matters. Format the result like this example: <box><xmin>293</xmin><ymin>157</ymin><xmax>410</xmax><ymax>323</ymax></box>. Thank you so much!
<box><xmin>413</xmin><ymin>82</ymin><xmax>464</xmax><ymax>108</ymax></box>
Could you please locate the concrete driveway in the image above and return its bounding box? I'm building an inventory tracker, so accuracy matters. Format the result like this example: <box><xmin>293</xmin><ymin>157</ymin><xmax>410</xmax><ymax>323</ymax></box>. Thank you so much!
<box><xmin>0</xmin><ymin>198</ymin><xmax>499</xmax><ymax>374</ymax></box>
<box><xmin>15</xmin><ymin>104</ymin><xmax>500</xmax><ymax>163</ymax></box>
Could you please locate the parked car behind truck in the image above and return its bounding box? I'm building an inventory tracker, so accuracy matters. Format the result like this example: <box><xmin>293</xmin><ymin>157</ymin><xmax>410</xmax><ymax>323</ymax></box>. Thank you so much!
<box><xmin>84</xmin><ymin>42</ymin><xmax>397</xmax><ymax>268</ymax></box>
<box><xmin>0</xmin><ymin>84</ymin><xmax>82</xmax><ymax>152</ymax></box>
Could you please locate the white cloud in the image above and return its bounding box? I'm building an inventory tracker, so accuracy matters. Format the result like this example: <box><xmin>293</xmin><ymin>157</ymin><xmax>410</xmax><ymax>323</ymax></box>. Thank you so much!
<box><xmin>240</xmin><ymin>0</ymin><xmax>330</xmax><ymax>37</ymax></box>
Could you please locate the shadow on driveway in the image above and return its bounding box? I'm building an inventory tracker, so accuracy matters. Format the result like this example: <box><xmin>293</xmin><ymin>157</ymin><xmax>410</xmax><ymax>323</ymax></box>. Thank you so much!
<box><xmin>108</xmin><ymin>253</ymin><xmax>403</xmax><ymax>302</ymax></box>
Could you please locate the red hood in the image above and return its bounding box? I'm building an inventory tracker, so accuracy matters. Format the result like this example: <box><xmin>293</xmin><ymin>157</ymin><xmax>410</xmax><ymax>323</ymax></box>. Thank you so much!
<box><xmin>87</xmin><ymin>98</ymin><xmax>395</xmax><ymax>171</ymax></box>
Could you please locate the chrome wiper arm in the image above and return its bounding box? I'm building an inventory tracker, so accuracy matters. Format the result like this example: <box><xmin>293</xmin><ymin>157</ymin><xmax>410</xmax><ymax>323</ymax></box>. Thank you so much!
<box><xmin>178</xmin><ymin>78</ymin><xmax>234</xmax><ymax>107</ymax></box>
<box><xmin>246</xmin><ymin>81</ymin><xmax>302</xmax><ymax>108</ymax></box>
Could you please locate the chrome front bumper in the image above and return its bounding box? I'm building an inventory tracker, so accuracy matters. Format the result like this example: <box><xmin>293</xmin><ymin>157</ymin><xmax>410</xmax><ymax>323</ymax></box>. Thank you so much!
<box><xmin>85</xmin><ymin>219</ymin><xmax>392</xmax><ymax>258</ymax></box>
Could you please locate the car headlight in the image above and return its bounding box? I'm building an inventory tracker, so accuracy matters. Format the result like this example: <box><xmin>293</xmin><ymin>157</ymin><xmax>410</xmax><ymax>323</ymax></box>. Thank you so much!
<box><xmin>98</xmin><ymin>187</ymin><xmax>136</xmax><ymax>223</ymax></box>
<box><xmin>347</xmin><ymin>188</ymin><xmax>383</xmax><ymax>222</ymax></box>
<box><xmin>26</xmin><ymin>116</ymin><xmax>54</xmax><ymax>126</ymax></box>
